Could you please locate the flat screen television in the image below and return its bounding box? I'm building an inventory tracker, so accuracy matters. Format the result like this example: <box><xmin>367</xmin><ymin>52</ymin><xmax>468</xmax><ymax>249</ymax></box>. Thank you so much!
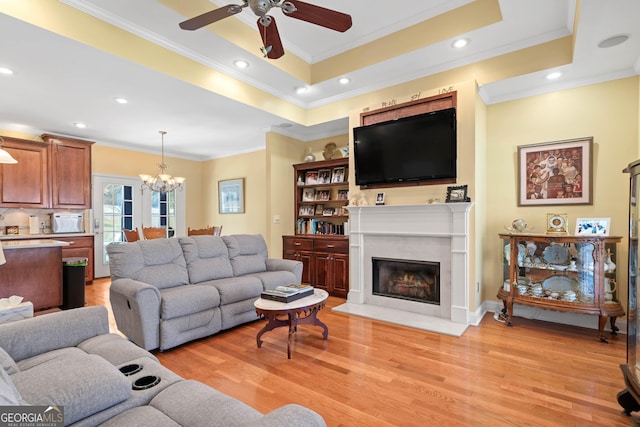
<box><xmin>353</xmin><ymin>107</ymin><xmax>457</xmax><ymax>187</ymax></box>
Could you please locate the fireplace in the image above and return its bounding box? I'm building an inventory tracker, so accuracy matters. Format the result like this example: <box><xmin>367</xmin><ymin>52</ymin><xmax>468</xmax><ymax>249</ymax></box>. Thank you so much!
<box><xmin>373</xmin><ymin>258</ymin><xmax>440</xmax><ymax>305</ymax></box>
<box><xmin>333</xmin><ymin>203</ymin><xmax>473</xmax><ymax>337</ymax></box>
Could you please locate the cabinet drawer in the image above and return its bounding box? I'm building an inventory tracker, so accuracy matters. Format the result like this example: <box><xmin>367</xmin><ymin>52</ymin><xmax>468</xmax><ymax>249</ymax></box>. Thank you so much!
<box><xmin>314</xmin><ymin>239</ymin><xmax>348</xmax><ymax>253</ymax></box>
<box><xmin>55</xmin><ymin>236</ymin><xmax>93</xmax><ymax>248</ymax></box>
<box><xmin>284</xmin><ymin>238</ymin><xmax>314</xmax><ymax>251</ymax></box>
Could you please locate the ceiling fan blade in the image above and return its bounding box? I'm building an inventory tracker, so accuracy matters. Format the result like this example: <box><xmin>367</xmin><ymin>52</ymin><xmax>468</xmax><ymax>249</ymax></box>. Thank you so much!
<box><xmin>179</xmin><ymin>4</ymin><xmax>244</xmax><ymax>31</ymax></box>
<box><xmin>283</xmin><ymin>0</ymin><xmax>352</xmax><ymax>32</ymax></box>
<box><xmin>258</xmin><ymin>16</ymin><xmax>285</xmax><ymax>59</ymax></box>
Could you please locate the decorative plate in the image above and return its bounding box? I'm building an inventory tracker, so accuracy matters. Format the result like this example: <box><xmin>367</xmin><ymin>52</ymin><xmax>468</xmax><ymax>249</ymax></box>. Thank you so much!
<box><xmin>542</xmin><ymin>275</ymin><xmax>578</xmax><ymax>292</ymax></box>
<box><xmin>542</xmin><ymin>244</ymin><xmax>569</xmax><ymax>265</ymax></box>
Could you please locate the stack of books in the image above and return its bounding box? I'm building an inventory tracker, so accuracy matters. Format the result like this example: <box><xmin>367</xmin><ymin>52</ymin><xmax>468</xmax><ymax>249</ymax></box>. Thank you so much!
<box><xmin>261</xmin><ymin>284</ymin><xmax>314</xmax><ymax>303</ymax></box>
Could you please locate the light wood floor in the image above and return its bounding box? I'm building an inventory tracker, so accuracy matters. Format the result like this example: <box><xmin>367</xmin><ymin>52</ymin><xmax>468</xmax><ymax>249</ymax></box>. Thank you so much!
<box><xmin>87</xmin><ymin>278</ymin><xmax>631</xmax><ymax>426</ymax></box>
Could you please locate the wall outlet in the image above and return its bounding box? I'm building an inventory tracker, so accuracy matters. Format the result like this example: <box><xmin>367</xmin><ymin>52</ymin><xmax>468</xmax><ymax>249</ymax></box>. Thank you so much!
<box><xmin>273</xmin><ymin>215</ymin><xmax>281</xmax><ymax>224</ymax></box>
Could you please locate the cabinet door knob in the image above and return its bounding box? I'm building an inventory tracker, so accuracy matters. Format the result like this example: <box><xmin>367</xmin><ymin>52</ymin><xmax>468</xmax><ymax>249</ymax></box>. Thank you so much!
<box><xmin>294</xmin><ymin>242</ymin><xmax>301</xmax><ymax>246</ymax></box>
<box><xmin>327</xmin><ymin>244</ymin><xmax>334</xmax><ymax>248</ymax></box>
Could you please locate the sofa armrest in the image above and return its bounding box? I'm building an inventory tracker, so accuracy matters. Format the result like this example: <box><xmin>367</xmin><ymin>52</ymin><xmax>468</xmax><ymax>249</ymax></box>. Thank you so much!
<box><xmin>0</xmin><ymin>306</ymin><xmax>109</xmax><ymax>362</ymax></box>
<box><xmin>109</xmin><ymin>278</ymin><xmax>162</xmax><ymax>351</ymax></box>
<box><xmin>266</xmin><ymin>258</ymin><xmax>303</xmax><ymax>283</ymax></box>
<box><xmin>247</xmin><ymin>404</ymin><xmax>326</xmax><ymax>427</ymax></box>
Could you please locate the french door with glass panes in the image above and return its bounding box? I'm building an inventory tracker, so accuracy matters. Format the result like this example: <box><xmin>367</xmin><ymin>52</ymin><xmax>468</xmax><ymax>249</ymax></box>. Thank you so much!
<box><xmin>92</xmin><ymin>174</ymin><xmax>185</xmax><ymax>278</ymax></box>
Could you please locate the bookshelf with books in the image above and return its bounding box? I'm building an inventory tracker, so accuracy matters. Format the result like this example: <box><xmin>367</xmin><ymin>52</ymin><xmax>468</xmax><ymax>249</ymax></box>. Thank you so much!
<box><xmin>283</xmin><ymin>158</ymin><xmax>349</xmax><ymax>298</ymax></box>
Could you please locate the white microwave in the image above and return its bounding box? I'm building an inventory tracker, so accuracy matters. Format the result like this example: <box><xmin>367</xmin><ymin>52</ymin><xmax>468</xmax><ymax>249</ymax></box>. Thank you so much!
<box><xmin>51</xmin><ymin>213</ymin><xmax>84</xmax><ymax>234</ymax></box>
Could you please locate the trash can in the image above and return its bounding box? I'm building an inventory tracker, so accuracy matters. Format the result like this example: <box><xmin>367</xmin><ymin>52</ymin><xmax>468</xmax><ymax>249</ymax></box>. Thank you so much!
<box><xmin>61</xmin><ymin>257</ymin><xmax>88</xmax><ymax>310</ymax></box>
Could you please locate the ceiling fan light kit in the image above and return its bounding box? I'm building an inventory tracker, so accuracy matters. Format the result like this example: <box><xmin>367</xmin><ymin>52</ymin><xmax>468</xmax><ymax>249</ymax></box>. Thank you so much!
<box><xmin>179</xmin><ymin>0</ymin><xmax>352</xmax><ymax>59</ymax></box>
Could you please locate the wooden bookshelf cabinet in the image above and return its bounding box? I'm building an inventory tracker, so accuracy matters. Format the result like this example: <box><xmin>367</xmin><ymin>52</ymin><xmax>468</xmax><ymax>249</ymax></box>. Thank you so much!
<box><xmin>497</xmin><ymin>232</ymin><xmax>624</xmax><ymax>342</ymax></box>
<box><xmin>283</xmin><ymin>158</ymin><xmax>349</xmax><ymax>297</ymax></box>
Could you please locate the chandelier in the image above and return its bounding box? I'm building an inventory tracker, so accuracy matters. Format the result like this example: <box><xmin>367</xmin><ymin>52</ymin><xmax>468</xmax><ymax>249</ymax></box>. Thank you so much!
<box><xmin>139</xmin><ymin>131</ymin><xmax>185</xmax><ymax>193</ymax></box>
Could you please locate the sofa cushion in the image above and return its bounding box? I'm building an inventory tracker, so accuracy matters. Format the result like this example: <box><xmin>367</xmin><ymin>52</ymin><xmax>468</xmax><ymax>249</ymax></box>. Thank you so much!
<box><xmin>248</xmin><ymin>271</ymin><xmax>299</xmax><ymax>291</ymax></box>
<box><xmin>0</xmin><ymin>367</ymin><xmax>26</xmax><ymax>405</ymax></box>
<box><xmin>179</xmin><ymin>236</ymin><xmax>234</xmax><ymax>283</ymax></box>
<box><xmin>0</xmin><ymin>345</ymin><xmax>18</xmax><ymax>375</ymax></box>
<box><xmin>160</xmin><ymin>285</ymin><xmax>220</xmax><ymax>320</ymax></box>
<box><xmin>150</xmin><ymin>380</ymin><xmax>262</xmax><ymax>426</ymax></box>
<box><xmin>223</xmin><ymin>235</ymin><xmax>268</xmax><ymax>276</ymax></box>
<box><xmin>98</xmin><ymin>405</ymin><xmax>181</xmax><ymax>427</ymax></box>
<box><xmin>107</xmin><ymin>239</ymin><xmax>189</xmax><ymax>290</ymax></box>
<box><xmin>12</xmin><ymin>354</ymin><xmax>131</xmax><ymax>425</ymax></box>
<box><xmin>200</xmin><ymin>276</ymin><xmax>263</xmax><ymax>305</ymax></box>
<box><xmin>16</xmin><ymin>347</ymin><xmax>86</xmax><ymax>371</ymax></box>
<box><xmin>78</xmin><ymin>333</ymin><xmax>160</xmax><ymax>365</ymax></box>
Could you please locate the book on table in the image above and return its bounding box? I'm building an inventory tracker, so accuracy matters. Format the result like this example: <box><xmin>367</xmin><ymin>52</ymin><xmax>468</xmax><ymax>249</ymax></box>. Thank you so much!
<box><xmin>261</xmin><ymin>284</ymin><xmax>314</xmax><ymax>303</ymax></box>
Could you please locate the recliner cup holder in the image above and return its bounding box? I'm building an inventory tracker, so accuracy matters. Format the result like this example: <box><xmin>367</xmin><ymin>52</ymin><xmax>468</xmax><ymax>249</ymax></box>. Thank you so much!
<box><xmin>119</xmin><ymin>364</ymin><xmax>143</xmax><ymax>376</ymax></box>
<box><xmin>132</xmin><ymin>375</ymin><xmax>161</xmax><ymax>391</ymax></box>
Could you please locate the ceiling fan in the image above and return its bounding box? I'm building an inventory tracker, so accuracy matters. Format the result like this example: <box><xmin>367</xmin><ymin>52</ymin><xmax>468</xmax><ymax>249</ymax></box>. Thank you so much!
<box><xmin>179</xmin><ymin>0</ymin><xmax>352</xmax><ymax>59</ymax></box>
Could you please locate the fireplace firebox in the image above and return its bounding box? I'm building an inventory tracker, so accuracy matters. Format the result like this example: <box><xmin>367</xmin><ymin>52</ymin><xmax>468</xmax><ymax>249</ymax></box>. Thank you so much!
<box><xmin>372</xmin><ymin>257</ymin><xmax>440</xmax><ymax>305</ymax></box>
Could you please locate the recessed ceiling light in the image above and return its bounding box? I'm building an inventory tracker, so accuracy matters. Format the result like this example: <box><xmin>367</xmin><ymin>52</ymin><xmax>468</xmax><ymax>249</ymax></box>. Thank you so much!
<box><xmin>546</xmin><ymin>72</ymin><xmax>562</xmax><ymax>80</ymax></box>
<box><xmin>296</xmin><ymin>86</ymin><xmax>308</xmax><ymax>95</ymax></box>
<box><xmin>598</xmin><ymin>34</ymin><xmax>630</xmax><ymax>48</ymax></box>
<box><xmin>0</xmin><ymin>67</ymin><xmax>14</xmax><ymax>75</ymax></box>
<box><xmin>234</xmin><ymin>60</ymin><xmax>249</xmax><ymax>69</ymax></box>
<box><xmin>114</xmin><ymin>97</ymin><xmax>128</xmax><ymax>104</ymax></box>
<box><xmin>452</xmin><ymin>38</ymin><xmax>469</xmax><ymax>49</ymax></box>
<box><xmin>73</xmin><ymin>122</ymin><xmax>87</xmax><ymax>129</ymax></box>
<box><xmin>338</xmin><ymin>77</ymin><xmax>351</xmax><ymax>85</ymax></box>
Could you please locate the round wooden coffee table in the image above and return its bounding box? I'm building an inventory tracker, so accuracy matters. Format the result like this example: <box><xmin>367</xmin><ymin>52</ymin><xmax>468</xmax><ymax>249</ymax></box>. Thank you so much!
<box><xmin>254</xmin><ymin>289</ymin><xmax>329</xmax><ymax>359</ymax></box>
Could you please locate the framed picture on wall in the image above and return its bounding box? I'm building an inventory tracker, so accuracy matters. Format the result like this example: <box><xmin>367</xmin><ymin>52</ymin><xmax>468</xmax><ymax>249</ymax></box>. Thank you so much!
<box><xmin>518</xmin><ymin>137</ymin><xmax>593</xmax><ymax>206</ymax></box>
<box><xmin>219</xmin><ymin>178</ymin><xmax>245</xmax><ymax>214</ymax></box>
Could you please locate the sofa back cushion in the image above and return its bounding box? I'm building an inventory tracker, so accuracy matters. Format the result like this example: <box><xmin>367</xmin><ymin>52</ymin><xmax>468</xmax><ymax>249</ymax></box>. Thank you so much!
<box><xmin>179</xmin><ymin>236</ymin><xmax>234</xmax><ymax>283</ymax></box>
<box><xmin>222</xmin><ymin>235</ymin><xmax>268</xmax><ymax>276</ymax></box>
<box><xmin>107</xmin><ymin>239</ymin><xmax>189</xmax><ymax>289</ymax></box>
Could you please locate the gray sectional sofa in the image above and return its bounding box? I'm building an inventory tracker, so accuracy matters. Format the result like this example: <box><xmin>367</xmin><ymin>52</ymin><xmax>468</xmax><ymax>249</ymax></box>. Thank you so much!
<box><xmin>0</xmin><ymin>306</ymin><xmax>325</xmax><ymax>426</ymax></box>
<box><xmin>107</xmin><ymin>234</ymin><xmax>302</xmax><ymax>351</ymax></box>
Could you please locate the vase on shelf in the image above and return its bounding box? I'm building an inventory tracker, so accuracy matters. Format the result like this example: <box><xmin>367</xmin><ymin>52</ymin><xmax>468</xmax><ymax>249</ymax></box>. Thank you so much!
<box><xmin>303</xmin><ymin>147</ymin><xmax>316</xmax><ymax>163</ymax></box>
<box><xmin>604</xmin><ymin>248</ymin><xmax>616</xmax><ymax>272</ymax></box>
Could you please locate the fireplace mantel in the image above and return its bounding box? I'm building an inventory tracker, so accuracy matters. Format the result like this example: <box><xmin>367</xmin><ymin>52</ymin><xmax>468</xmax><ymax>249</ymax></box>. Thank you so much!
<box><xmin>335</xmin><ymin>203</ymin><xmax>473</xmax><ymax>336</ymax></box>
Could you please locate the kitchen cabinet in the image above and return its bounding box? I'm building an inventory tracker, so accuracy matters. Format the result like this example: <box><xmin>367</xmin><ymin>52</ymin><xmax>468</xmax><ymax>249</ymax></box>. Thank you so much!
<box><xmin>497</xmin><ymin>232</ymin><xmax>624</xmax><ymax>342</ymax></box>
<box><xmin>54</xmin><ymin>236</ymin><xmax>95</xmax><ymax>283</ymax></box>
<box><xmin>0</xmin><ymin>134</ymin><xmax>93</xmax><ymax>209</ymax></box>
<box><xmin>42</xmin><ymin>134</ymin><xmax>94</xmax><ymax>209</ymax></box>
<box><xmin>0</xmin><ymin>137</ymin><xmax>50</xmax><ymax>208</ymax></box>
<box><xmin>0</xmin><ymin>240</ymin><xmax>67</xmax><ymax>311</ymax></box>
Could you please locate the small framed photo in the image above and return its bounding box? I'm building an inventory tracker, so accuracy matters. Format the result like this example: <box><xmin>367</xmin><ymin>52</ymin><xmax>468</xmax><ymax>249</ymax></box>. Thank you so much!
<box><xmin>315</xmin><ymin>190</ymin><xmax>330</xmax><ymax>201</ymax></box>
<box><xmin>219</xmin><ymin>178</ymin><xmax>245</xmax><ymax>214</ymax></box>
<box><xmin>305</xmin><ymin>171</ymin><xmax>319</xmax><ymax>185</ymax></box>
<box><xmin>315</xmin><ymin>204</ymin><xmax>324</xmax><ymax>215</ymax></box>
<box><xmin>375</xmin><ymin>192</ymin><xmax>385</xmax><ymax>205</ymax></box>
<box><xmin>331</xmin><ymin>167</ymin><xmax>346</xmax><ymax>183</ymax></box>
<box><xmin>575</xmin><ymin>218</ymin><xmax>610</xmax><ymax>236</ymax></box>
<box><xmin>318</xmin><ymin>169</ymin><xmax>331</xmax><ymax>184</ymax></box>
<box><xmin>302</xmin><ymin>188</ymin><xmax>316</xmax><ymax>201</ymax></box>
<box><xmin>337</xmin><ymin>189</ymin><xmax>349</xmax><ymax>200</ymax></box>
<box><xmin>322</xmin><ymin>207</ymin><xmax>335</xmax><ymax>216</ymax></box>
<box><xmin>446</xmin><ymin>185</ymin><xmax>468</xmax><ymax>203</ymax></box>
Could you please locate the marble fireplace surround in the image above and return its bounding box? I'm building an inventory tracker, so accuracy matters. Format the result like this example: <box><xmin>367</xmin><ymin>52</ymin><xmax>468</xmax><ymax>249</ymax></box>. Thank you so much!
<box><xmin>333</xmin><ymin>203</ymin><xmax>473</xmax><ymax>337</ymax></box>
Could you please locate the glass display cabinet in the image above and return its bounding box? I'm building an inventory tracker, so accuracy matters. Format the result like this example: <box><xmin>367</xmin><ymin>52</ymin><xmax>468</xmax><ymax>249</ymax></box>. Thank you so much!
<box><xmin>619</xmin><ymin>160</ymin><xmax>640</xmax><ymax>415</ymax></box>
<box><xmin>497</xmin><ymin>232</ymin><xmax>623</xmax><ymax>343</ymax></box>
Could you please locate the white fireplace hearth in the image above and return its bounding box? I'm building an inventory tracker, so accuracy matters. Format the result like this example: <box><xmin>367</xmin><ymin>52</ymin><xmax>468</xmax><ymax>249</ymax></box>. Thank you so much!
<box><xmin>333</xmin><ymin>203</ymin><xmax>473</xmax><ymax>336</ymax></box>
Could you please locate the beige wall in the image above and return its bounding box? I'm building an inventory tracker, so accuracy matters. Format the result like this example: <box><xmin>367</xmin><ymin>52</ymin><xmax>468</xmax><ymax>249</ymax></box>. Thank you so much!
<box><xmin>200</xmin><ymin>150</ymin><xmax>267</xmax><ymax>237</ymax></box>
<box><xmin>92</xmin><ymin>144</ymin><xmax>203</xmax><ymax>230</ymax></box>
<box><xmin>484</xmin><ymin>76</ymin><xmax>640</xmax><ymax>310</ymax></box>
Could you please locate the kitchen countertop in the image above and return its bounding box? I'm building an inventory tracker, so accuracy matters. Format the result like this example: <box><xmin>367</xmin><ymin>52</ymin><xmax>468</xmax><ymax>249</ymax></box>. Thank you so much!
<box><xmin>0</xmin><ymin>233</ymin><xmax>94</xmax><ymax>241</ymax></box>
<box><xmin>0</xmin><ymin>239</ymin><xmax>71</xmax><ymax>250</ymax></box>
